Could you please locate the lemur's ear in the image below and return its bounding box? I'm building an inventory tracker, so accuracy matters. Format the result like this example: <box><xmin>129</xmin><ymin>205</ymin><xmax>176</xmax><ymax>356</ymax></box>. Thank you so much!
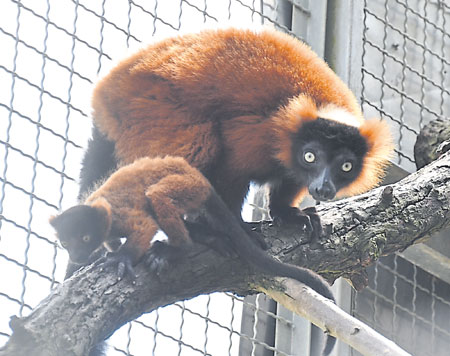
<box><xmin>338</xmin><ymin>119</ymin><xmax>394</xmax><ymax>197</ymax></box>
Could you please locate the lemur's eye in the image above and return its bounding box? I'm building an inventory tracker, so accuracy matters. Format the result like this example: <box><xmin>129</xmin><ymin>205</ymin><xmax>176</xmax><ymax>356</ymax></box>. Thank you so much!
<box><xmin>82</xmin><ymin>235</ymin><xmax>91</xmax><ymax>242</ymax></box>
<box><xmin>341</xmin><ymin>162</ymin><xmax>353</xmax><ymax>172</ymax></box>
<box><xmin>304</xmin><ymin>151</ymin><xmax>315</xmax><ymax>163</ymax></box>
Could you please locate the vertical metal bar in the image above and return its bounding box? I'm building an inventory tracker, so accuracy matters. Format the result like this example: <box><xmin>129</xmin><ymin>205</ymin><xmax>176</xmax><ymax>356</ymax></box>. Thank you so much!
<box><xmin>239</xmin><ymin>294</ymin><xmax>276</xmax><ymax>356</ymax></box>
<box><xmin>431</xmin><ymin>276</ymin><xmax>436</xmax><ymax>355</ymax></box>
<box><xmin>275</xmin><ymin>0</ymin><xmax>293</xmax><ymax>29</ymax></box>
<box><xmin>392</xmin><ymin>255</ymin><xmax>398</xmax><ymax>343</ymax></box>
<box><xmin>324</xmin><ymin>2</ymin><xmax>364</xmax><ymax>355</ymax></box>
<box><xmin>324</xmin><ymin>0</ymin><xmax>364</xmax><ymax>96</ymax></box>
<box><xmin>329</xmin><ymin>279</ymin><xmax>353</xmax><ymax>356</ymax></box>
<box><xmin>291</xmin><ymin>0</ymin><xmax>327</xmax><ymax>57</ymax></box>
<box><xmin>411</xmin><ymin>264</ymin><xmax>417</xmax><ymax>352</ymax></box>
<box><xmin>372</xmin><ymin>261</ymin><xmax>379</xmax><ymax>335</ymax></box>
<box><xmin>275</xmin><ymin>303</ymin><xmax>310</xmax><ymax>356</ymax></box>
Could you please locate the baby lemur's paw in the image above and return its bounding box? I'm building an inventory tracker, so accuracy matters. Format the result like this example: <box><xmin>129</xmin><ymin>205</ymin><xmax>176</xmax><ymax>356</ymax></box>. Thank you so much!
<box><xmin>100</xmin><ymin>249</ymin><xmax>137</xmax><ymax>280</ymax></box>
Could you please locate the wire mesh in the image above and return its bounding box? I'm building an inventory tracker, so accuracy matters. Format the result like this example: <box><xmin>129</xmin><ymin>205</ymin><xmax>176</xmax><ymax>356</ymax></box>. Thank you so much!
<box><xmin>0</xmin><ymin>0</ymin><xmax>300</xmax><ymax>355</ymax></box>
<box><xmin>354</xmin><ymin>255</ymin><xmax>450</xmax><ymax>356</ymax></box>
<box><xmin>2</xmin><ymin>0</ymin><xmax>450</xmax><ymax>355</ymax></box>
<box><xmin>361</xmin><ymin>0</ymin><xmax>450</xmax><ymax>172</ymax></box>
<box><xmin>355</xmin><ymin>1</ymin><xmax>450</xmax><ymax>355</ymax></box>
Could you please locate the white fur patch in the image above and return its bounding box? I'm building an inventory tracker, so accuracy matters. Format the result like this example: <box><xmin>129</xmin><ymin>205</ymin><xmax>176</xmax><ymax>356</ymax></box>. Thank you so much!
<box><xmin>151</xmin><ymin>229</ymin><xmax>169</xmax><ymax>242</ymax></box>
<box><xmin>317</xmin><ymin>105</ymin><xmax>361</xmax><ymax>128</ymax></box>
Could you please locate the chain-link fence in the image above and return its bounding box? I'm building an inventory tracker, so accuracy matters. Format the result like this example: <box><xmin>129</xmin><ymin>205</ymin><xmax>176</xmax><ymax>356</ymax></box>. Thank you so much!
<box><xmin>354</xmin><ymin>254</ymin><xmax>450</xmax><ymax>356</ymax></box>
<box><xmin>361</xmin><ymin>0</ymin><xmax>449</xmax><ymax>172</ymax></box>
<box><xmin>354</xmin><ymin>1</ymin><xmax>450</xmax><ymax>355</ymax></box>
<box><xmin>1</xmin><ymin>0</ymin><xmax>450</xmax><ymax>355</ymax></box>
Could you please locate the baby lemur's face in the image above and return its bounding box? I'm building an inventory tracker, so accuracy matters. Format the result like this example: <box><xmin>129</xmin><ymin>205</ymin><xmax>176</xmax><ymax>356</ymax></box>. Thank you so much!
<box><xmin>50</xmin><ymin>205</ymin><xmax>105</xmax><ymax>264</ymax></box>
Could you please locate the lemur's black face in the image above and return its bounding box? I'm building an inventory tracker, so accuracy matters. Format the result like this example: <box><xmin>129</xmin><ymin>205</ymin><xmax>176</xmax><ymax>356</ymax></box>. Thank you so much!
<box><xmin>292</xmin><ymin>118</ymin><xmax>368</xmax><ymax>201</ymax></box>
<box><xmin>50</xmin><ymin>205</ymin><xmax>105</xmax><ymax>264</ymax></box>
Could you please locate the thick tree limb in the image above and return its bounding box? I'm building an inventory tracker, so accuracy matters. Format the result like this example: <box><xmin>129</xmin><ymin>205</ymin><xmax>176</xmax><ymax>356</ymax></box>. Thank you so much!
<box><xmin>2</xmin><ymin>151</ymin><xmax>449</xmax><ymax>356</ymax></box>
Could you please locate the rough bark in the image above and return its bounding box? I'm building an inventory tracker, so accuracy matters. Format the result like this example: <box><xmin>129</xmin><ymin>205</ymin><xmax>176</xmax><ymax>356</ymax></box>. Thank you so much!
<box><xmin>2</xmin><ymin>151</ymin><xmax>449</xmax><ymax>356</ymax></box>
<box><xmin>414</xmin><ymin>116</ymin><xmax>450</xmax><ymax>169</ymax></box>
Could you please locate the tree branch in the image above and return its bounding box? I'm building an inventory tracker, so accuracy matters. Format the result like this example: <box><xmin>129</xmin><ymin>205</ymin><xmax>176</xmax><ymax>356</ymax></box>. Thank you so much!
<box><xmin>2</xmin><ymin>151</ymin><xmax>449</xmax><ymax>356</ymax></box>
<box><xmin>414</xmin><ymin>116</ymin><xmax>450</xmax><ymax>169</ymax></box>
<box><xmin>260</xmin><ymin>279</ymin><xmax>411</xmax><ymax>356</ymax></box>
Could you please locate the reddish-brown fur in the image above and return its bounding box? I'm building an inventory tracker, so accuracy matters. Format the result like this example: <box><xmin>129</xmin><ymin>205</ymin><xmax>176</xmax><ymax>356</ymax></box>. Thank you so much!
<box><xmin>80</xmin><ymin>156</ymin><xmax>211</xmax><ymax>264</ymax></box>
<box><xmin>92</xmin><ymin>28</ymin><xmax>392</xmax><ymax>215</ymax></box>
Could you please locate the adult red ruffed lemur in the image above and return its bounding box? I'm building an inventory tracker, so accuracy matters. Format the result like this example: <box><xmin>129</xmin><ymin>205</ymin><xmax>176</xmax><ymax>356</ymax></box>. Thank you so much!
<box><xmin>81</xmin><ymin>28</ymin><xmax>392</xmax><ymax>225</ymax></box>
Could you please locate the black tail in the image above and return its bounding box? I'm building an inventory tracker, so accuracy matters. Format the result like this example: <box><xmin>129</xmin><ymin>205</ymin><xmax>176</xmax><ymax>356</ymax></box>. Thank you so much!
<box><xmin>323</xmin><ymin>334</ymin><xmax>336</xmax><ymax>356</ymax></box>
<box><xmin>78</xmin><ymin>125</ymin><xmax>118</xmax><ymax>200</ymax></box>
<box><xmin>205</xmin><ymin>191</ymin><xmax>336</xmax><ymax>355</ymax></box>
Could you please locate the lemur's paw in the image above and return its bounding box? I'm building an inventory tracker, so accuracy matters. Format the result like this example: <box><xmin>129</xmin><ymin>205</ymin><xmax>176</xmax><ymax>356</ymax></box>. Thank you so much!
<box><xmin>146</xmin><ymin>241</ymin><xmax>183</xmax><ymax>275</ymax></box>
<box><xmin>272</xmin><ymin>206</ymin><xmax>323</xmax><ymax>243</ymax></box>
<box><xmin>100</xmin><ymin>250</ymin><xmax>137</xmax><ymax>280</ymax></box>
